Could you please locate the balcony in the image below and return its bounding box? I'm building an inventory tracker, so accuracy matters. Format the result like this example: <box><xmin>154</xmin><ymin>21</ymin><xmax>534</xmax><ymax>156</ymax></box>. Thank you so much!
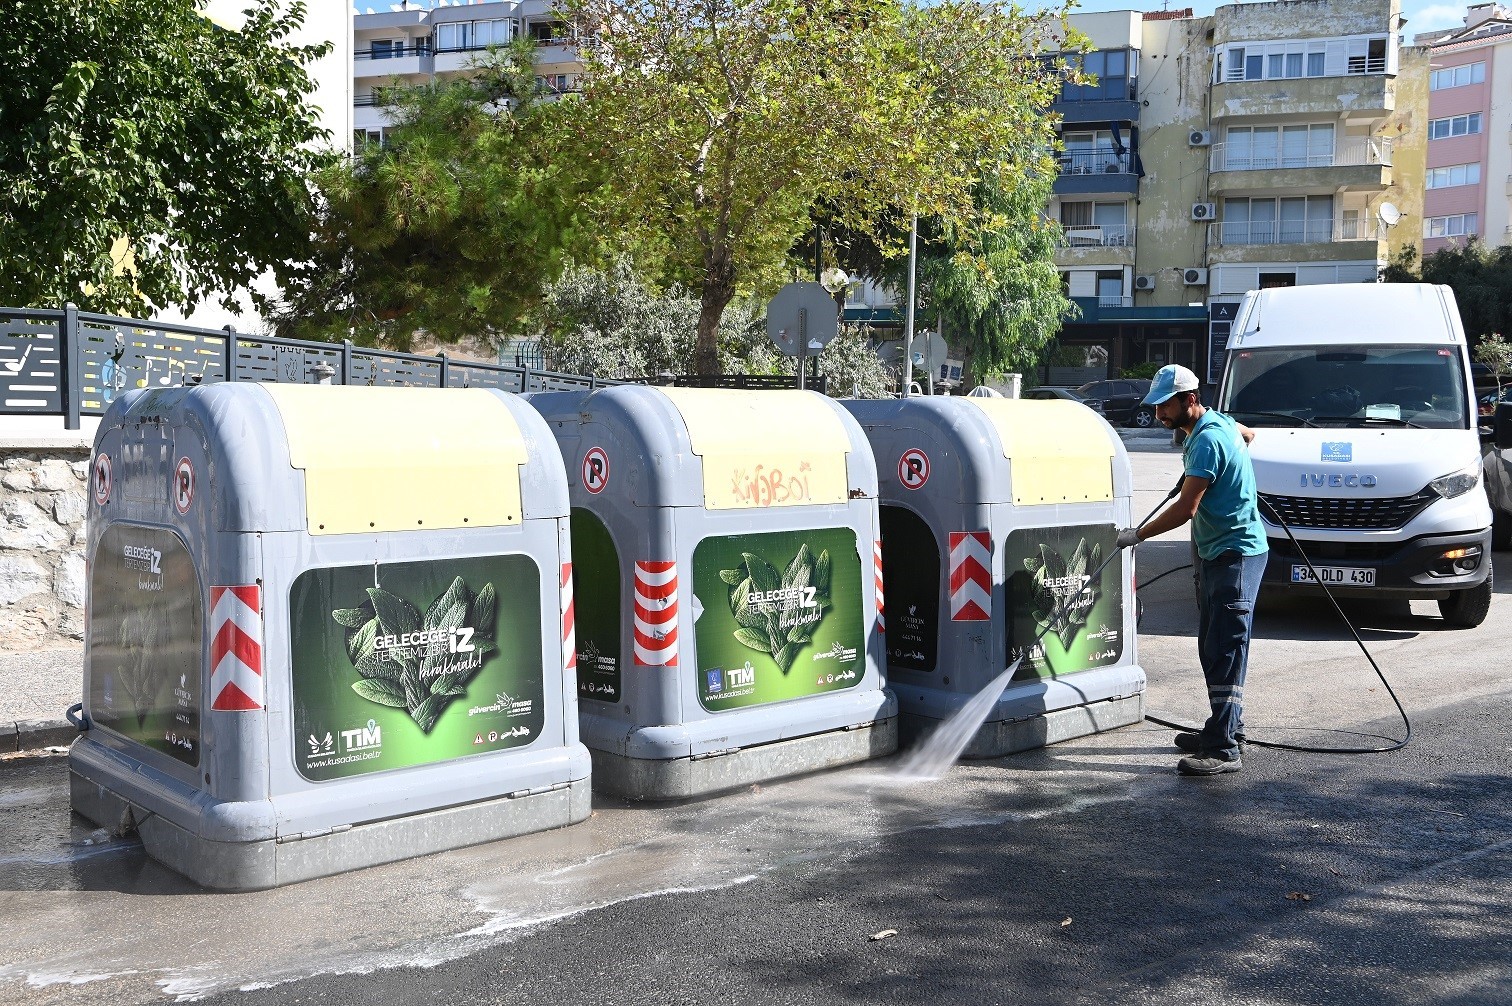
<box><xmin>1053</xmin><ymin>148</ymin><xmax>1139</xmax><ymax>196</ymax></box>
<box><xmin>1057</xmin><ymin>224</ymin><xmax>1133</xmax><ymax>249</ymax></box>
<box><xmin>354</xmin><ymin>45</ymin><xmax>433</xmax><ymax>80</ymax></box>
<box><xmin>1206</xmin><ymin>217</ymin><xmax>1387</xmax><ymax>263</ymax></box>
<box><xmin>1210</xmin><ymin>138</ymin><xmax>1393</xmax><ymax>195</ymax></box>
<box><xmin>1211</xmin><ymin>74</ymin><xmax>1392</xmax><ymax>121</ymax></box>
<box><xmin>1053</xmin><ymin>224</ymin><xmax>1135</xmax><ymax>267</ymax></box>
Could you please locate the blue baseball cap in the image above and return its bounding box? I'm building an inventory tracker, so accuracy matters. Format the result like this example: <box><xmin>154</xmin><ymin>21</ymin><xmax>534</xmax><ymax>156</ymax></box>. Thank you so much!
<box><xmin>1142</xmin><ymin>364</ymin><xmax>1201</xmax><ymax>406</ymax></box>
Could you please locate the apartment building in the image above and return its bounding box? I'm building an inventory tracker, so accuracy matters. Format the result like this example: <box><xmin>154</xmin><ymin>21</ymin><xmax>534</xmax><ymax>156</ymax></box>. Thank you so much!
<box><xmin>354</xmin><ymin>0</ymin><xmax>583</xmax><ymax>145</ymax></box>
<box><xmin>1415</xmin><ymin>4</ymin><xmax>1512</xmax><ymax>254</ymax></box>
<box><xmin>1052</xmin><ymin>0</ymin><xmax>1424</xmax><ymax>386</ymax></box>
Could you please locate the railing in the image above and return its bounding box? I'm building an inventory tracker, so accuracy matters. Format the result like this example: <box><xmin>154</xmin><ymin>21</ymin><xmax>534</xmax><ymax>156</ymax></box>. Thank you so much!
<box><xmin>1057</xmin><ymin>224</ymin><xmax>1133</xmax><ymax>249</ymax></box>
<box><xmin>1207</xmin><ymin>217</ymin><xmax>1387</xmax><ymax>246</ymax></box>
<box><xmin>1210</xmin><ymin>137</ymin><xmax>1392</xmax><ymax>172</ymax></box>
<box><xmin>1098</xmin><ymin>294</ymin><xmax>1133</xmax><ymax>308</ymax></box>
<box><xmin>1057</xmin><ymin>148</ymin><xmax>1135</xmax><ymax>176</ymax></box>
<box><xmin>356</xmin><ymin>43</ymin><xmax>433</xmax><ymax>61</ymax></box>
<box><xmin>0</xmin><ymin>308</ymin><xmax>622</xmax><ymax>430</ymax></box>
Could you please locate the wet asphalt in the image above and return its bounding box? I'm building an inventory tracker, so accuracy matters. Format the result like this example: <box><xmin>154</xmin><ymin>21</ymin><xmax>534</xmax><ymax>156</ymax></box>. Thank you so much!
<box><xmin>0</xmin><ymin>446</ymin><xmax>1508</xmax><ymax>1006</ymax></box>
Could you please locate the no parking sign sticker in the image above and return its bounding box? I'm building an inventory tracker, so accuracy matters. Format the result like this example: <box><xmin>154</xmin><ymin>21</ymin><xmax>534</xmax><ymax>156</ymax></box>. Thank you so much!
<box><xmin>582</xmin><ymin>446</ymin><xmax>610</xmax><ymax>494</ymax></box>
<box><xmin>898</xmin><ymin>448</ymin><xmax>930</xmax><ymax>490</ymax></box>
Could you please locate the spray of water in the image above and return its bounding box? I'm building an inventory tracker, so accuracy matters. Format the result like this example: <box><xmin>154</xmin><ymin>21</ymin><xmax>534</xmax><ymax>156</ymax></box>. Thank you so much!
<box><xmin>887</xmin><ymin>658</ymin><xmax>1023</xmax><ymax>782</ymax></box>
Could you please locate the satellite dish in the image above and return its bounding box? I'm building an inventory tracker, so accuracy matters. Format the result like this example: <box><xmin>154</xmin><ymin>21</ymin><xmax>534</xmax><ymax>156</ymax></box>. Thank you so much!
<box><xmin>966</xmin><ymin>386</ymin><xmax>1002</xmax><ymax>398</ymax></box>
<box><xmin>1378</xmin><ymin>202</ymin><xmax>1402</xmax><ymax>228</ymax></box>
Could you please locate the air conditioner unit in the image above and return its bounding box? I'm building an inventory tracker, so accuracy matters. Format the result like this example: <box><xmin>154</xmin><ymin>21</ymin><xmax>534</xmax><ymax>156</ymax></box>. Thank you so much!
<box><xmin>1191</xmin><ymin>202</ymin><xmax>1217</xmax><ymax>221</ymax></box>
<box><xmin>1183</xmin><ymin>268</ymin><xmax>1209</xmax><ymax>286</ymax></box>
<box><xmin>1133</xmin><ymin>274</ymin><xmax>1157</xmax><ymax>292</ymax></box>
<box><xmin>1189</xmin><ymin>129</ymin><xmax>1214</xmax><ymax>147</ymax></box>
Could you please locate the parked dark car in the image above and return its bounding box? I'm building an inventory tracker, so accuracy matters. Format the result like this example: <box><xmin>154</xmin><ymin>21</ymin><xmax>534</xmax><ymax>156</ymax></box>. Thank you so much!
<box><xmin>1023</xmin><ymin>386</ymin><xmax>1105</xmax><ymax>415</ymax></box>
<box><xmin>1075</xmin><ymin>379</ymin><xmax>1155</xmax><ymax>427</ymax></box>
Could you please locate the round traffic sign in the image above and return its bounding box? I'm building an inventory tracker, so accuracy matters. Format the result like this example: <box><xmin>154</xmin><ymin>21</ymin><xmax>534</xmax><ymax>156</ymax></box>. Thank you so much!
<box><xmin>898</xmin><ymin>448</ymin><xmax>930</xmax><ymax>490</ymax></box>
<box><xmin>582</xmin><ymin>446</ymin><xmax>610</xmax><ymax>494</ymax></box>
<box><xmin>173</xmin><ymin>457</ymin><xmax>196</xmax><ymax>514</ymax></box>
<box><xmin>93</xmin><ymin>453</ymin><xmax>112</xmax><ymax>506</ymax></box>
<box><xmin>765</xmin><ymin>282</ymin><xmax>839</xmax><ymax>357</ymax></box>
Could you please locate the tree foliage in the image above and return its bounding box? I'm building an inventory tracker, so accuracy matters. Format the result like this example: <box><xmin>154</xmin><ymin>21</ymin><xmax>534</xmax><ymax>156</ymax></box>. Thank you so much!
<box><xmin>0</xmin><ymin>0</ymin><xmax>332</xmax><ymax>314</ymax></box>
<box><xmin>273</xmin><ymin>42</ymin><xmax>603</xmax><ymax>350</ymax></box>
<box><xmin>570</xmin><ymin>0</ymin><xmax>1074</xmax><ymax>373</ymax></box>
<box><xmin>1382</xmin><ymin>239</ymin><xmax>1512</xmax><ymax>344</ymax></box>
<box><xmin>534</xmin><ymin>257</ymin><xmax>890</xmax><ymax>395</ymax></box>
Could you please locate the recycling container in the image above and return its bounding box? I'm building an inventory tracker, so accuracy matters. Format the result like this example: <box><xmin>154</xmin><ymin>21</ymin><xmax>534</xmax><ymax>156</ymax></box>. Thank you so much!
<box><xmin>529</xmin><ymin>386</ymin><xmax>896</xmax><ymax>800</ymax></box>
<box><xmin>71</xmin><ymin>383</ymin><xmax>590</xmax><ymax>890</ymax></box>
<box><xmin>842</xmin><ymin>396</ymin><xmax>1145</xmax><ymax>756</ymax></box>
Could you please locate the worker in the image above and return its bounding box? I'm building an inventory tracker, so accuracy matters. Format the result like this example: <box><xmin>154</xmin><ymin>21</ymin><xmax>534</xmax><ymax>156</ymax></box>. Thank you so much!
<box><xmin>1116</xmin><ymin>364</ymin><xmax>1266</xmax><ymax>777</ymax></box>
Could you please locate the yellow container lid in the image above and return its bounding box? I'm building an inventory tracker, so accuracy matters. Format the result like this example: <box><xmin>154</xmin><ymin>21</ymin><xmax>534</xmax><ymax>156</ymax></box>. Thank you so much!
<box><xmin>261</xmin><ymin>385</ymin><xmax>527</xmax><ymax>535</ymax></box>
<box><xmin>963</xmin><ymin>398</ymin><xmax>1115</xmax><ymax>505</ymax></box>
<box><xmin>658</xmin><ymin>388</ymin><xmax>853</xmax><ymax>510</ymax></box>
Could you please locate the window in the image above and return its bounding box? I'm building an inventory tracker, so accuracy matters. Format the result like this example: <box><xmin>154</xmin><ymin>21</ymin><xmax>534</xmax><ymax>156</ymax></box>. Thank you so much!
<box><xmin>529</xmin><ymin>20</ymin><xmax>567</xmax><ymax>43</ymax></box>
<box><xmin>1429</xmin><ymin>113</ymin><xmax>1483</xmax><ymax>139</ymax></box>
<box><xmin>1426</xmin><ymin>163</ymin><xmax>1482</xmax><ymax>189</ymax></box>
<box><xmin>1058</xmin><ymin>130</ymin><xmax>1129</xmax><ymax>174</ymax></box>
<box><xmin>1424</xmin><ymin>213</ymin><xmax>1478</xmax><ymax>238</ymax></box>
<box><xmin>436</xmin><ymin>19</ymin><xmax>513</xmax><ymax>51</ymax></box>
<box><xmin>370</xmin><ymin>39</ymin><xmax>398</xmax><ymax>59</ymax></box>
<box><xmin>1221</xmin><ymin>196</ymin><xmax>1334</xmax><ymax>244</ymax></box>
<box><xmin>1059</xmin><ymin>201</ymin><xmax>1129</xmax><ymax>245</ymax></box>
<box><xmin>1218</xmin><ymin>34</ymin><xmax>1391</xmax><ymax>82</ymax></box>
<box><xmin>1059</xmin><ymin>48</ymin><xmax>1137</xmax><ymax>102</ymax></box>
<box><xmin>1223</xmin><ymin>124</ymin><xmax>1333</xmax><ymax>169</ymax></box>
<box><xmin>1430</xmin><ymin>62</ymin><xmax>1485</xmax><ymax>90</ymax></box>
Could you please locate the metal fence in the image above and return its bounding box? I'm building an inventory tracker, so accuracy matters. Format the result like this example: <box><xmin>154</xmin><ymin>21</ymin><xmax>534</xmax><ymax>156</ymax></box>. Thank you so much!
<box><xmin>0</xmin><ymin>307</ymin><xmax>622</xmax><ymax>430</ymax></box>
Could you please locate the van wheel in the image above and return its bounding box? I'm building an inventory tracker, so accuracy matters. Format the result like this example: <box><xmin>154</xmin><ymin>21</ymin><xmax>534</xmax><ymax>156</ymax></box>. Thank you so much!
<box><xmin>1438</xmin><ymin>562</ymin><xmax>1493</xmax><ymax>628</ymax></box>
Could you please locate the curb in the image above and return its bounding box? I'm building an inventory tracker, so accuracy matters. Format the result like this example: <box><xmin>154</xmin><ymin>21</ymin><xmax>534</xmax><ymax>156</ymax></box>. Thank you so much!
<box><xmin>8</xmin><ymin>717</ymin><xmax>78</xmax><ymax>753</ymax></box>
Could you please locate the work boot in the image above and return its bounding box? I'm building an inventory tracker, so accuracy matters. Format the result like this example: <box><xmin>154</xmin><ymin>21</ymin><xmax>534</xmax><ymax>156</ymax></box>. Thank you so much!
<box><xmin>1177</xmin><ymin>752</ymin><xmax>1242</xmax><ymax>776</ymax></box>
<box><xmin>1175</xmin><ymin>731</ymin><xmax>1245</xmax><ymax>753</ymax></box>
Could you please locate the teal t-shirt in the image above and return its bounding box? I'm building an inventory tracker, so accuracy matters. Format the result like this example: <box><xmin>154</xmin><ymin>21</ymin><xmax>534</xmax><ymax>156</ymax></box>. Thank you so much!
<box><xmin>1184</xmin><ymin>409</ymin><xmax>1268</xmax><ymax>561</ymax></box>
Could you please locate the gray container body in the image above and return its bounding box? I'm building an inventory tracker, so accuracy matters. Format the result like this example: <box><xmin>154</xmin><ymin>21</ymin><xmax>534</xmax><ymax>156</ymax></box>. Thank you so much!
<box><xmin>530</xmin><ymin>387</ymin><xmax>897</xmax><ymax>800</ymax></box>
<box><xmin>843</xmin><ymin>397</ymin><xmax>1145</xmax><ymax>756</ymax></box>
<box><xmin>71</xmin><ymin>384</ymin><xmax>591</xmax><ymax>890</ymax></box>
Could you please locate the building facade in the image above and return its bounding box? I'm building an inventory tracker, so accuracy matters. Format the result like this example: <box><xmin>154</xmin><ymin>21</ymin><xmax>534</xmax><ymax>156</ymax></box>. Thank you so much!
<box><xmin>354</xmin><ymin>0</ymin><xmax>583</xmax><ymax>145</ymax></box>
<box><xmin>1415</xmin><ymin>4</ymin><xmax>1512</xmax><ymax>255</ymax></box>
<box><xmin>1052</xmin><ymin>0</ymin><xmax>1425</xmax><ymax>387</ymax></box>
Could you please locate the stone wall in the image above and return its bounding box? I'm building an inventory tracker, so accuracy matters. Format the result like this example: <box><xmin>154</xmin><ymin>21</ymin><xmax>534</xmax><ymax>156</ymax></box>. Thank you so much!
<box><xmin>0</xmin><ymin>446</ymin><xmax>90</xmax><ymax>648</ymax></box>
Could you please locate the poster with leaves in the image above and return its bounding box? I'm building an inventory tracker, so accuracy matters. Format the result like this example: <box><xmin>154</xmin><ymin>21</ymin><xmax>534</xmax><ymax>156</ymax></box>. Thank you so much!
<box><xmin>290</xmin><ymin>555</ymin><xmax>544</xmax><ymax>782</ymax></box>
<box><xmin>1004</xmin><ymin>524</ymin><xmax>1123</xmax><ymax>681</ymax></box>
<box><xmin>692</xmin><ymin>528</ymin><xmax>865</xmax><ymax>712</ymax></box>
<box><xmin>88</xmin><ymin>524</ymin><xmax>202</xmax><ymax>766</ymax></box>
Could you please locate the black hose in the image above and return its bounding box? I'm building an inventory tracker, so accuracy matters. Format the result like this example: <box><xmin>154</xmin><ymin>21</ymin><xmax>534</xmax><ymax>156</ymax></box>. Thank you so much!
<box><xmin>1134</xmin><ymin>486</ymin><xmax>1411</xmax><ymax>755</ymax></box>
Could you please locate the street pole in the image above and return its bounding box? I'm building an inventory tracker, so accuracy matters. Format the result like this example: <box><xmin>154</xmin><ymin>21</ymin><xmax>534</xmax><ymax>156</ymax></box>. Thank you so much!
<box><xmin>796</xmin><ymin>308</ymin><xmax>808</xmax><ymax>391</ymax></box>
<box><xmin>901</xmin><ymin>212</ymin><xmax>918</xmax><ymax>398</ymax></box>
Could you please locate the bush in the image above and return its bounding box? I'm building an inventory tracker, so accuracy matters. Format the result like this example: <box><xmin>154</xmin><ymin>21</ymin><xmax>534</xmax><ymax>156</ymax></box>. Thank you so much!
<box><xmin>1119</xmin><ymin>362</ymin><xmax>1162</xmax><ymax>380</ymax></box>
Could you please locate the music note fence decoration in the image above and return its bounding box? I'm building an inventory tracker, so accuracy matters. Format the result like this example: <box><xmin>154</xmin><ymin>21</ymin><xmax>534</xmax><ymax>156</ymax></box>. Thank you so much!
<box><xmin>0</xmin><ymin>305</ymin><xmax>622</xmax><ymax>430</ymax></box>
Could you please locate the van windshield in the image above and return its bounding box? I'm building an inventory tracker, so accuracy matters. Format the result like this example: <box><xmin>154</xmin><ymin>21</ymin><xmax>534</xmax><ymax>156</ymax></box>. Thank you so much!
<box><xmin>1220</xmin><ymin>344</ymin><xmax>1469</xmax><ymax>430</ymax></box>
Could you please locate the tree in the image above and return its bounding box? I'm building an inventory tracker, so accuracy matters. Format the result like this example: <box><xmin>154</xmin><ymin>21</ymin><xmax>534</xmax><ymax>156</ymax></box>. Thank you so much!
<box><xmin>570</xmin><ymin>0</ymin><xmax>1074</xmax><ymax>373</ymax></box>
<box><xmin>0</xmin><ymin>0</ymin><xmax>332</xmax><ymax>314</ymax></box>
<box><xmin>274</xmin><ymin>42</ymin><xmax>603</xmax><ymax>350</ymax></box>
<box><xmin>1382</xmin><ymin>239</ymin><xmax>1512</xmax><ymax>344</ymax></box>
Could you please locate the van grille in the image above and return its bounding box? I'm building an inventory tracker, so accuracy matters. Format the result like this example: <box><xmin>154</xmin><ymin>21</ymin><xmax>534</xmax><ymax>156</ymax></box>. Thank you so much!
<box><xmin>1258</xmin><ymin>488</ymin><xmax>1436</xmax><ymax>531</ymax></box>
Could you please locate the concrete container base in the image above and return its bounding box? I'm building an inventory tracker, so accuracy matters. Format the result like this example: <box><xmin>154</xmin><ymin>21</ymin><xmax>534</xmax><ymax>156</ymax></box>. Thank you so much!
<box><xmin>899</xmin><ymin>694</ymin><xmax>1146</xmax><ymax>760</ymax></box>
<box><xmin>591</xmin><ymin>717</ymin><xmax>898</xmax><ymax>801</ymax></box>
<box><xmin>70</xmin><ymin>769</ymin><xmax>592</xmax><ymax>892</ymax></box>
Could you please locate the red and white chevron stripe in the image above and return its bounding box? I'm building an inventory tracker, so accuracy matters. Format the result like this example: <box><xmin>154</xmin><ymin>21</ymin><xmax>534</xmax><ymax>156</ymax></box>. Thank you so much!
<box><xmin>561</xmin><ymin>561</ymin><xmax>576</xmax><ymax>674</ymax></box>
<box><xmin>210</xmin><ymin>585</ymin><xmax>263</xmax><ymax>711</ymax></box>
<box><xmin>948</xmin><ymin>532</ymin><xmax>992</xmax><ymax>622</ymax></box>
<box><xmin>873</xmin><ymin>539</ymin><xmax>885</xmax><ymax>633</ymax></box>
<box><xmin>633</xmin><ymin>561</ymin><xmax>679</xmax><ymax>667</ymax></box>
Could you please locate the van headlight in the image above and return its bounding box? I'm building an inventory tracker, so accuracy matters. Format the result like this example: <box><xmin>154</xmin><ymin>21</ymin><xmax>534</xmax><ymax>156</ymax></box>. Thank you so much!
<box><xmin>1428</xmin><ymin>461</ymin><xmax>1481</xmax><ymax>499</ymax></box>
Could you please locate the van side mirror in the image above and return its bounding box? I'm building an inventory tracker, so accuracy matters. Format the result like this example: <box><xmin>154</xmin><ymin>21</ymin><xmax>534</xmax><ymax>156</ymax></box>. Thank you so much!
<box><xmin>1497</xmin><ymin>402</ymin><xmax>1512</xmax><ymax>451</ymax></box>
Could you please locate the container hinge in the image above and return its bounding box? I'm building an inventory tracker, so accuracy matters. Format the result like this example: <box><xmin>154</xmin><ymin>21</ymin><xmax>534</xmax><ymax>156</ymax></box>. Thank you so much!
<box><xmin>276</xmin><ymin>823</ymin><xmax>353</xmax><ymax>844</ymax></box>
<box><xmin>507</xmin><ymin>781</ymin><xmax>573</xmax><ymax>799</ymax></box>
<box><xmin>690</xmin><ymin>746</ymin><xmax>741</xmax><ymax>761</ymax></box>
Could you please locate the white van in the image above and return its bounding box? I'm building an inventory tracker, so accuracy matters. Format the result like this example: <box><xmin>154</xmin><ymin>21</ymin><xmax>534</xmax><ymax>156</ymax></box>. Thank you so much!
<box><xmin>1215</xmin><ymin>283</ymin><xmax>1494</xmax><ymax>627</ymax></box>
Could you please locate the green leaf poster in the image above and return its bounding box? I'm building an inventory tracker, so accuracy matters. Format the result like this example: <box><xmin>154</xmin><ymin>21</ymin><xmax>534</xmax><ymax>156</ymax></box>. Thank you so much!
<box><xmin>1004</xmin><ymin>524</ymin><xmax>1123</xmax><ymax>680</ymax></box>
<box><xmin>692</xmin><ymin>528</ymin><xmax>865</xmax><ymax>712</ymax></box>
<box><xmin>290</xmin><ymin>555</ymin><xmax>543</xmax><ymax>781</ymax></box>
